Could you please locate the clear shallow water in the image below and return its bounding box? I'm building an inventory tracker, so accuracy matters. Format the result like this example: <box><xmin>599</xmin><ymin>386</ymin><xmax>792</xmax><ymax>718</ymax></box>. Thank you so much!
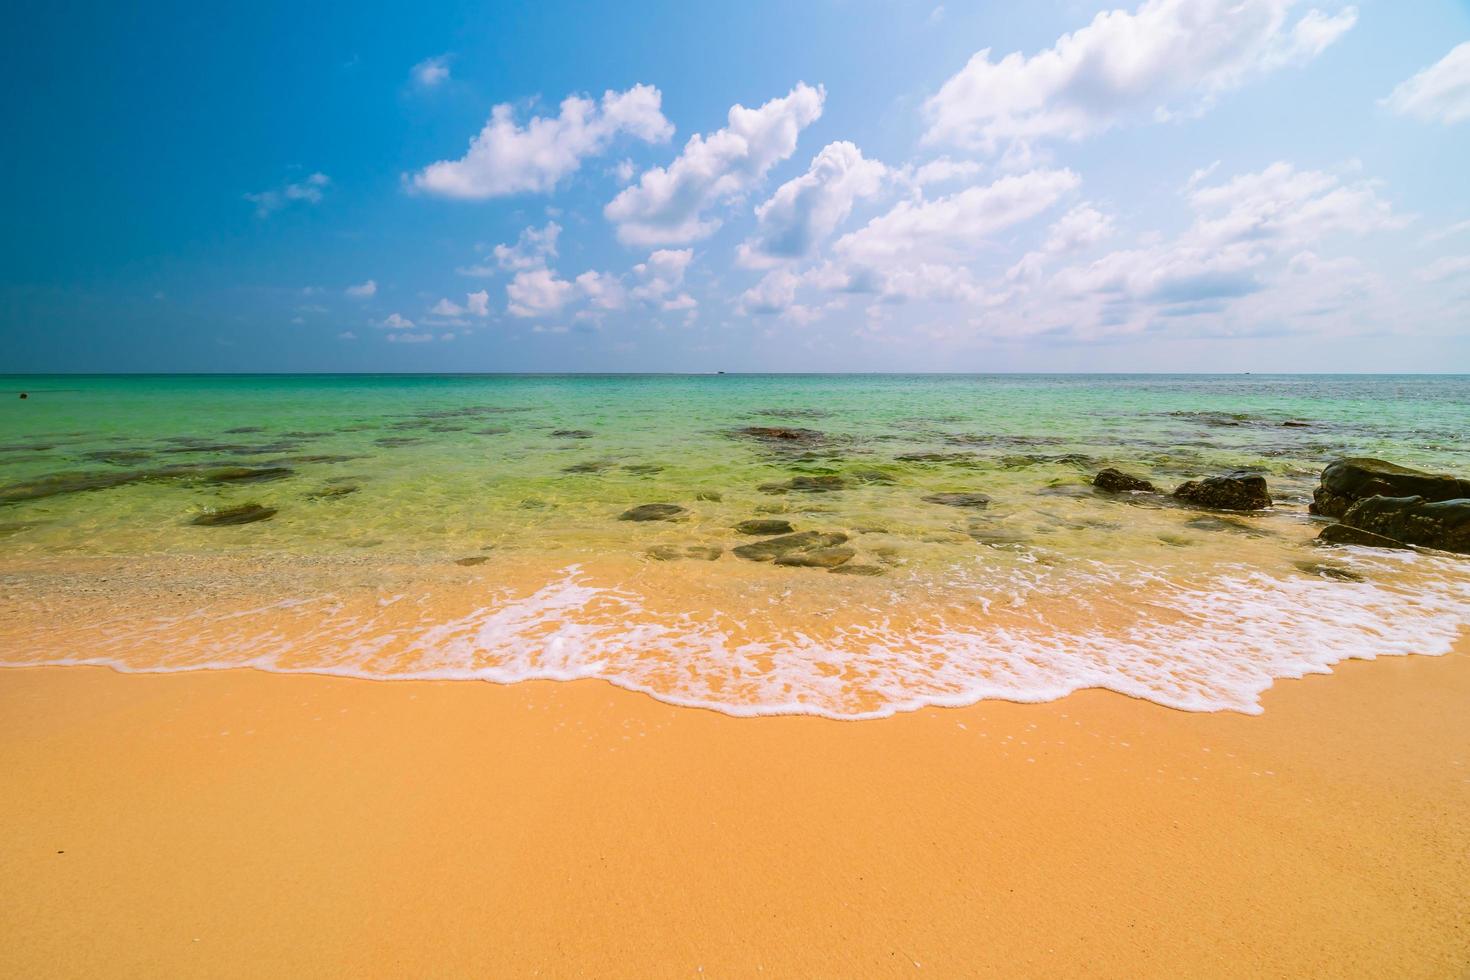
<box><xmin>2</xmin><ymin>374</ymin><xmax>1468</xmax><ymax>717</ymax></box>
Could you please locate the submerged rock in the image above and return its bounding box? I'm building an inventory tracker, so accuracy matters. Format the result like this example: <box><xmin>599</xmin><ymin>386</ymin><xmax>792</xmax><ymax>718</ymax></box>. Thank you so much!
<box><xmin>1331</xmin><ymin>495</ymin><xmax>1470</xmax><ymax>553</ymax></box>
<box><xmin>734</xmin><ymin>518</ymin><xmax>795</xmax><ymax>535</ymax></box>
<box><xmin>618</xmin><ymin>503</ymin><xmax>687</xmax><ymax>522</ymax></box>
<box><xmin>1317</xmin><ymin>522</ymin><xmax>1411</xmax><ymax>550</ymax></box>
<box><xmin>646</xmin><ymin>544</ymin><xmax>723</xmax><ymax>562</ymax></box>
<box><xmin>1309</xmin><ymin>457</ymin><xmax>1470</xmax><ymax>518</ymax></box>
<box><xmin>1292</xmin><ymin>560</ymin><xmax>1364</xmax><ymax>582</ymax></box>
<box><xmin>0</xmin><ymin>470</ymin><xmax>142</xmax><ymax>502</ymax></box>
<box><xmin>732</xmin><ymin>530</ymin><xmax>848</xmax><ymax>563</ymax></box>
<box><xmin>199</xmin><ymin>466</ymin><xmax>293</xmax><ymax>484</ymax></box>
<box><xmin>191</xmin><ymin>503</ymin><xmax>276</xmax><ymax>526</ymax></box>
<box><xmin>774</xmin><ymin>546</ymin><xmax>854</xmax><ymax>569</ymax></box>
<box><xmin>922</xmin><ymin>491</ymin><xmax>991</xmax><ymax>508</ymax></box>
<box><xmin>695</xmin><ymin>490</ymin><xmax>723</xmax><ymax>502</ymax></box>
<box><xmin>306</xmin><ymin>484</ymin><xmax>358</xmax><ymax>500</ymax></box>
<box><xmin>1092</xmin><ymin>468</ymin><xmax>1157</xmax><ymax>493</ymax></box>
<box><xmin>455</xmin><ymin>556</ymin><xmax>490</xmax><ymax>566</ymax></box>
<box><xmin>759</xmin><ymin>474</ymin><xmax>846</xmax><ymax>494</ymax></box>
<box><xmin>830</xmin><ymin>563</ymin><xmax>884</xmax><ymax>576</ymax></box>
<box><xmin>563</xmin><ymin>460</ymin><xmax>614</xmax><ymax>474</ymax></box>
<box><xmin>732</xmin><ymin>425</ymin><xmax>827</xmax><ymax>448</ymax></box>
<box><xmin>551</xmin><ymin>429</ymin><xmax>593</xmax><ymax>439</ymax></box>
<box><xmin>1172</xmin><ymin>472</ymin><xmax>1271</xmax><ymax>511</ymax></box>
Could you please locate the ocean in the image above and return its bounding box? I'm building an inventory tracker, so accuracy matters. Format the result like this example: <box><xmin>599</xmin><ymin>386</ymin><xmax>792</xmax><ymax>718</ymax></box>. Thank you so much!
<box><xmin>2</xmin><ymin>373</ymin><xmax>1467</xmax><ymax>717</ymax></box>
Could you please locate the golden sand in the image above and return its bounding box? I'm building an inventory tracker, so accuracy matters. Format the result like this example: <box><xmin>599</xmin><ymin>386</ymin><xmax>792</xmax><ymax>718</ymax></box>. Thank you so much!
<box><xmin>2</xmin><ymin>644</ymin><xmax>1468</xmax><ymax>978</ymax></box>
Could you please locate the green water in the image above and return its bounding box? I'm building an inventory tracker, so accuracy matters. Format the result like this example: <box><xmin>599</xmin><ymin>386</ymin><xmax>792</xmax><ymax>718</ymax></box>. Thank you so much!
<box><xmin>3</xmin><ymin>373</ymin><xmax>1466</xmax><ymax>561</ymax></box>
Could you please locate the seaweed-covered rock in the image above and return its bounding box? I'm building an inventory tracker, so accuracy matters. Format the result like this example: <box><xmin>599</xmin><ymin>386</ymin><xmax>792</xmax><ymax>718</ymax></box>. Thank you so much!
<box><xmin>618</xmin><ymin>503</ymin><xmax>687</xmax><ymax>522</ymax></box>
<box><xmin>1172</xmin><ymin>472</ymin><xmax>1271</xmax><ymax>511</ymax></box>
<box><xmin>1092</xmin><ymin>468</ymin><xmax>1156</xmax><ymax>493</ymax></box>
<box><xmin>1333</xmin><ymin>495</ymin><xmax>1470</xmax><ymax>553</ymax></box>
<box><xmin>922</xmin><ymin>491</ymin><xmax>991</xmax><ymax>508</ymax></box>
<box><xmin>198</xmin><ymin>466</ymin><xmax>293</xmax><ymax>484</ymax></box>
<box><xmin>306</xmin><ymin>484</ymin><xmax>358</xmax><ymax>500</ymax></box>
<box><xmin>0</xmin><ymin>470</ymin><xmax>143</xmax><ymax>503</ymax></box>
<box><xmin>732</xmin><ymin>530</ymin><xmax>848</xmax><ymax>563</ymax></box>
<box><xmin>734</xmin><ymin>518</ymin><xmax>795</xmax><ymax>535</ymax></box>
<box><xmin>191</xmin><ymin>503</ymin><xmax>276</xmax><ymax>526</ymax></box>
<box><xmin>830</xmin><ymin>563</ymin><xmax>884</xmax><ymax>576</ymax></box>
<box><xmin>1309</xmin><ymin>458</ymin><xmax>1470</xmax><ymax>518</ymax></box>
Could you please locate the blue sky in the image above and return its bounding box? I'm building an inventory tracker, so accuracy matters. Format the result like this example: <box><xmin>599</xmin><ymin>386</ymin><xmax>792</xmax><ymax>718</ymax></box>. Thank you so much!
<box><xmin>3</xmin><ymin>0</ymin><xmax>1468</xmax><ymax>372</ymax></box>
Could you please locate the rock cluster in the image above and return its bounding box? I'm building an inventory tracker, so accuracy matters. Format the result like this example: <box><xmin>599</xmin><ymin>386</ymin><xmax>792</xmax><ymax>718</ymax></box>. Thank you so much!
<box><xmin>1309</xmin><ymin>457</ymin><xmax>1470</xmax><ymax>518</ymax></box>
<box><xmin>1313</xmin><ymin>458</ymin><xmax>1470</xmax><ymax>553</ymax></box>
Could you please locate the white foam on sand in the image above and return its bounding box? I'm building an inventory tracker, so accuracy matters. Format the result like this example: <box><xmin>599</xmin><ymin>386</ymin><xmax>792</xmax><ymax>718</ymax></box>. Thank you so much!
<box><xmin>13</xmin><ymin>549</ymin><xmax>1469</xmax><ymax>719</ymax></box>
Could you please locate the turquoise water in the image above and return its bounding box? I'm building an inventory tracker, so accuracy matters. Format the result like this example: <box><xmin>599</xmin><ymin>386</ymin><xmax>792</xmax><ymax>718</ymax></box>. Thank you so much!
<box><xmin>2</xmin><ymin>374</ymin><xmax>1467</xmax><ymax>717</ymax></box>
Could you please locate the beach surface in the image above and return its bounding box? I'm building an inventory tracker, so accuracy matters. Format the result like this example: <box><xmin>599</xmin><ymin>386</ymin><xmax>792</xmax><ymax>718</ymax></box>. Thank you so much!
<box><xmin>3</xmin><ymin>646</ymin><xmax>1467</xmax><ymax>978</ymax></box>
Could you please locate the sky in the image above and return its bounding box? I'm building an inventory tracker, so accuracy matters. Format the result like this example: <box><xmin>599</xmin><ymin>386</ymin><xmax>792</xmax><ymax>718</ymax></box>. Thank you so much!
<box><xmin>2</xmin><ymin>0</ymin><xmax>1468</xmax><ymax>373</ymax></box>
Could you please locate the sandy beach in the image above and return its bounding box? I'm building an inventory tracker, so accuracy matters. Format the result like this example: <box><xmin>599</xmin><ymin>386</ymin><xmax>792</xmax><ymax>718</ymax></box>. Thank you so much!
<box><xmin>3</xmin><ymin>642</ymin><xmax>1467</xmax><ymax>978</ymax></box>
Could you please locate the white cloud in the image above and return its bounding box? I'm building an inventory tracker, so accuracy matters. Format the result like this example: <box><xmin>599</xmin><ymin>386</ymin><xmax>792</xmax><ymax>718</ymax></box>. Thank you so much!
<box><xmin>387</xmin><ymin>332</ymin><xmax>434</xmax><ymax>343</ymax></box>
<box><xmin>740</xmin><ymin>268</ymin><xmax>803</xmax><ymax>315</ymax></box>
<box><xmin>1418</xmin><ymin>255</ymin><xmax>1470</xmax><ymax>283</ymax></box>
<box><xmin>605</xmin><ymin>83</ymin><xmax>826</xmax><ymax>245</ymax></box>
<box><xmin>379</xmin><ymin>312</ymin><xmax>415</xmax><ymax>330</ymax></box>
<box><xmin>575</xmin><ymin>270</ymin><xmax>627</xmax><ymax>311</ymax></box>
<box><xmin>412</xmin><ymin>55</ymin><xmax>451</xmax><ymax>88</ymax></box>
<box><xmin>494</xmin><ymin>222</ymin><xmax>561</xmax><ymax>271</ymax></box>
<box><xmin>630</xmin><ymin>249</ymin><xmax>697</xmax><ymax>310</ymax></box>
<box><xmin>411</xmin><ymin>85</ymin><xmax>673</xmax><ymax>199</ymax></box>
<box><xmin>834</xmin><ymin>169</ymin><xmax>1080</xmax><ymax>265</ymax></box>
<box><xmin>337</xmin><ymin>331</ymin><xmax>357</xmax><ymax>340</ymax></box>
<box><xmin>1007</xmin><ymin>204</ymin><xmax>1114</xmax><ymax>282</ymax></box>
<box><xmin>924</xmin><ymin>0</ymin><xmax>1356</xmax><ymax>152</ymax></box>
<box><xmin>738</xmin><ymin>141</ymin><xmax>888</xmax><ymax>267</ymax></box>
<box><xmin>1381</xmin><ymin>42</ymin><xmax>1470</xmax><ymax>126</ymax></box>
<box><xmin>345</xmin><ymin>279</ymin><xmax>377</xmax><ymax>299</ymax></box>
<box><xmin>909</xmin><ymin>157</ymin><xmax>984</xmax><ymax>187</ymax></box>
<box><xmin>506</xmin><ymin>267</ymin><xmax>576</xmax><ymax>318</ymax></box>
<box><xmin>245</xmin><ymin>172</ymin><xmax>330</xmax><ymax>217</ymax></box>
<box><xmin>429</xmin><ymin>290</ymin><xmax>491</xmax><ymax>318</ymax></box>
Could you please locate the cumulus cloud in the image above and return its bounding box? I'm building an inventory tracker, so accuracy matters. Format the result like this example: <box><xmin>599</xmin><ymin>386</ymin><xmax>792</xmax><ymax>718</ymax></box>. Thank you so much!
<box><xmin>605</xmin><ymin>83</ymin><xmax>826</xmax><ymax>245</ymax></box>
<box><xmin>412</xmin><ymin>55</ymin><xmax>451</xmax><ymax>88</ymax></box>
<box><xmin>245</xmin><ymin>172</ymin><xmax>330</xmax><ymax>217</ymax></box>
<box><xmin>738</xmin><ymin>141</ymin><xmax>888</xmax><ymax>267</ymax></box>
<box><xmin>575</xmin><ymin>270</ymin><xmax>627</xmax><ymax>311</ymax></box>
<box><xmin>834</xmin><ymin>169</ymin><xmax>1080</xmax><ymax>265</ymax></box>
<box><xmin>345</xmin><ymin>279</ymin><xmax>377</xmax><ymax>298</ymax></box>
<box><xmin>631</xmin><ymin>248</ymin><xmax>697</xmax><ymax>310</ymax></box>
<box><xmin>506</xmin><ymin>267</ymin><xmax>577</xmax><ymax>318</ymax></box>
<box><xmin>429</xmin><ymin>290</ymin><xmax>491</xmax><ymax>318</ymax></box>
<box><xmin>411</xmin><ymin>85</ymin><xmax>673</xmax><ymax>199</ymax></box>
<box><xmin>378</xmin><ymin>312</ymin><xmax>415</xmax><ymax>330</ymax></box>
<box><xmin>923</xmin><ymin>0</ymin><xmax>1356</xmax><ymax>152</ymax></box>
<box><xmin>1381</xmin><ymin>42</ymin><xmax>1470</xmax><ymax>125</ymax></box>
<box><xmin>1006</xmin><ymin>204</ymin><xmax>1114</xmax><ymax>282</ymax></box>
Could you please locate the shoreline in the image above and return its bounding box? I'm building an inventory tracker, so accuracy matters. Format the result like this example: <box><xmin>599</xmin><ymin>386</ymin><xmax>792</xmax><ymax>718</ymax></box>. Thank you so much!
<box><xmin>4</xmin><ymin>646</ymin><xmax>1468</xmax><ymax>977</ymax></box>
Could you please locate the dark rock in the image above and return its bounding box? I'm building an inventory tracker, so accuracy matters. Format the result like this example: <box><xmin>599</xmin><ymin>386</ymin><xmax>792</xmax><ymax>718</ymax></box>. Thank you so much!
<box><xmin>472</xmin><ymin>427</ymin><xmax>511</xmax><ymax>436</ymax></box>
<box><xmin>191</xmin><ymin>503</ymin><xmax>276</xmax><ymax>526</ymax></box>
<box><xmin>922</xmin><ymin>492</ymin><xmax>991</xmax><ymax>508</ymax></box>
<box><xmin>774</xmin><ymin>546</ymin><xmax>854</xmax><ymax>569</ymax></box>
<box><xmin>732</xmin><ymin>530</ymin><xmax>848</xmax><ymax>562</ymax></box>
<box><xmin>758</xmin><ymin>475</ymin><xmax>846</xmax><ymax>494</ymax></box>
<box><xmin>551</xmin><ymin>429</ymin><xmax>593</xmax><ymax>439</ymax></box>
<box><xmin>1292</xmin><ymin>561</ymin><xmax>1364</xmax><ymax>582</ymax></box>
<box><xmin>695</xmin><ymin>491</ymin><xmax>723</xmax><ymax>502</ymax></box>
<box><xmin>225</xmin><ymin>426</ymin><xmax>265</xmax><ymax>434</ymax></box>
<box><xmin>1309</xmin><ymin>458</ymin><xmax>1470</xmax><ymax>518</ymax></box>
<box><xmin>1172</xmin><ymin>472</ymin><xmax>1271</xmax><ymax>511</ymax></box>
<box><xmin>646</xmin><ymin>544</ymin><xmax>722</xmax><ymax>562</ymax></box>
<box><xmin>1335</xmin><ymin>495</ymin><xmax>1470</xmax><ymax>553</ymax></box>
<box><xmin>618</xmin><ymin>503</ymin><xmax>687</xmax><ymax>522</ymax></box>
<box><xmin>374</xmin><ymin>437</ymin><xmax>422</xmax><ymax>447</ymax></box>
<box><xmin>455</xmin><ymin>556</ymin><xmax>490</xmax><ymax>566</ymax></box>
<box><xmin>1093</xmin><ymin>468</ymin><xmax>1157</xmax><ymax>493</ymax></box>
<box><xmin>735</xmin><ymin>518</ymin><xmax>795</xmax><ymax>535</ymax></box>
<box><xmin>1317</xmin><ymin>523</ymin><xmax>1412</xmax><ymax>550</ymax></box>
<box><xmin>1281</xmin><ymin>420</ymin><xmax>1311</xmax><ymax>428</ymax></box>
<box><xmin>830</xmin><ymin>564</ymin><xmax>884</xmax><ymax>576</ymax></box>
<box><xmin>563</xmin><ymin>460</ymin><xmax>614</xmax><ymax>474</ymax></box>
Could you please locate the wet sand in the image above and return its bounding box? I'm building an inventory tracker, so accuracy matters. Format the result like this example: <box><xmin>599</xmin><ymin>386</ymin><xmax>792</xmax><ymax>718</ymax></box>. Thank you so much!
<box><xmin>2</xmin><ymin>645</ymin><xmax>1468</xmax><ymax>978</ymax></box>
